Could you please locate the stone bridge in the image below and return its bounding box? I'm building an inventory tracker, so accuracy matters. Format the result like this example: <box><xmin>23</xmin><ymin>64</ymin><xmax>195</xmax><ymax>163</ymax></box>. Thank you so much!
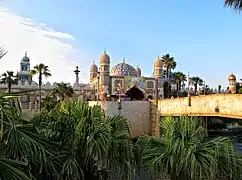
<box><xmin>157</xmin><ymin>94</ymin><xmax>242</xmax><ymax>119</ymax></box>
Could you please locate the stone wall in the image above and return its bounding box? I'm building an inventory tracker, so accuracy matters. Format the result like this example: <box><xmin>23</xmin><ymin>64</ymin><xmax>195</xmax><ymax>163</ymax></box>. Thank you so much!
<box><xmin>150</xmin><ymin>102</ymin><xmax>160</xmax><ymax>137</ymax></box>
<box><xmin>158</xmin><ymin>94</ymin><xmax>242</xmax><ymax>119</ymax></box>
<box><xmin>89</xmin><ymin>101</ymin><xmax>151</xmax><ymax>138</ymax></box>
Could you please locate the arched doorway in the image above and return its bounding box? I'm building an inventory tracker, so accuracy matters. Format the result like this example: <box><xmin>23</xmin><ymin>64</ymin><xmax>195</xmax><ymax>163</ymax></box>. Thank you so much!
<box><xmin>126</xmin><ymin>85</ymin><xmax>144</xmax><ymax>101</ymax></box>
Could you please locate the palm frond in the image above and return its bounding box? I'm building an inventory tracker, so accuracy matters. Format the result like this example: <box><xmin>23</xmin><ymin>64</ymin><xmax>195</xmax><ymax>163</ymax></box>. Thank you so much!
<box><xmin>225</xmin><ymin>0</ymin><xmax>242</xmax><ymax>11</ymax></box>
<box><xmin>0</xmin><ymin>46</ymin><xmax>7</xmax><ymax>59</ymax></box>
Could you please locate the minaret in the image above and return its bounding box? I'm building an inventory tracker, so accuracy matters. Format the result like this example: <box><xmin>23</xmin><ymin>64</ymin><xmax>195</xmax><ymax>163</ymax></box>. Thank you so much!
<box><xmin>228</xmin><ymin>73</ymin><xmax>236</xmax><ymax>94</ymax></box>
<box><xmin>99</xmin><ymin>49</ymin><xmax>110</xmax><ymax>100</ymax></box>
<box><xmin>89</xmin><ymin>61</ymin><xmax>98</xmax><ymax>82</ymax></box>
<box><xmin>18</xmin><ymin>51</ymin><xmax>32</xmax><ymax>82</ymax></box>
<box><xmin>153</xmin><ymin>55</ymin><xmax>163</xmax><ymax>78</ymax></box>
<box><xmin>74</xmin><ymin>66</ymin><xmax>80</xmax><ymax>85</ymax></box>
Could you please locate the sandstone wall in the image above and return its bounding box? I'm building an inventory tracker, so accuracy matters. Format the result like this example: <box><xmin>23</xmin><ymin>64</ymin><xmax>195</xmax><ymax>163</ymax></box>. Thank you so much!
<box><xmin>89</xmin><ymin>101</ymin><xmax>151</xmax><ymax>138</ymax></box>
<box><xmin>158</xmin><ymin>94</ymin><xmax>242</xmax><ymax>119</ymax></box>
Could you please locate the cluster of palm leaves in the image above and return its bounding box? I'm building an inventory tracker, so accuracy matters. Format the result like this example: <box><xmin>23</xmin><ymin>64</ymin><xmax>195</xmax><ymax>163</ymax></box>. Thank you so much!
<box><xmin>138</xmin><ymin>116</ymin><xmax>242</xmax><ymax>180</ymax></box>
<box><xmin>0</xmin><ymin>97</ymin><xmax>136</xmax><ymax>180</ymax></box>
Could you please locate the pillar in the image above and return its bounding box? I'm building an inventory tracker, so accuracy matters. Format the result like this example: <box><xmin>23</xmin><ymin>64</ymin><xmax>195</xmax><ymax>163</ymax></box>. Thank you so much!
<box><xmin>150</xmin><ymin>102</ymin><xmax>160</xmax><ymax>137</ymax></box>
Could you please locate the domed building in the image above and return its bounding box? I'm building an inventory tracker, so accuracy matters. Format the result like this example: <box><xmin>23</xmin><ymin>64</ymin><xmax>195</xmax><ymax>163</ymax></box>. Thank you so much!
<box><xmin>17</xmin><ymin>51</ymin><xmax>33</xmax><ymax>83</ymax></box>
<box><xmin>89</xmin><ymin>51</ymin><xmax>175</xmax><ymax>100</ymax></box>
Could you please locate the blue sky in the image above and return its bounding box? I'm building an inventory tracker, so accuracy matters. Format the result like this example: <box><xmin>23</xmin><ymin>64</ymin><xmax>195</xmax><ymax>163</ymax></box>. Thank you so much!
<box><xmin>1</xmin><ymin>0</ymin><xmax>242</xmax><ymax>88</ymax></box>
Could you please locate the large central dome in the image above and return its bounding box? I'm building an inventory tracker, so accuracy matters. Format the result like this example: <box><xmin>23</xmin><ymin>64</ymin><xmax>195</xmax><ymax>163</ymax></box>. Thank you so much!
<box><xmin>111</xmin><ymin>60</ymin><xmax>137</xmax><ymax>76</ymax></box>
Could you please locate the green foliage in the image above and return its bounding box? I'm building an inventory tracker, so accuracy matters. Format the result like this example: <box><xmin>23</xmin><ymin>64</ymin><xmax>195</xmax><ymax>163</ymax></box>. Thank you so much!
<box><xmin>237</xmin><ymin>87</ymin><xmax>242</xmax><ymax>94</ymax></box>
<box><xmin>161</xmin><ymin>54</ymin><xmax>176</xmax><ymax>79</ymax></box>
<box><xmin>53</xmin><ymin>82</ymin><xmax>74</xmax><ymax>100</ymax></box>
<box><xmin>32</xmin><ymin>100</ymin><xmax>136</xmax><ymax>180</ymax></box>
<box><xmin>41</xmin><ymin>95</ymin><xmax>58</xmax><ymax>111</ymax></box>
<box><xmin>137</xmin><ymin>116</ymin><xmax>242</xmax><ymax>180</ymax></box>
<box><xmin>0</xmin><ymin>71</ymin><xmax>19</xmax><ymax>93</ymax></box>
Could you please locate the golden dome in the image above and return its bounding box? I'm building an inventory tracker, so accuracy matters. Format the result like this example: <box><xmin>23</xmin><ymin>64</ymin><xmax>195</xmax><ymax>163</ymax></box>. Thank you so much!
<box><xmin>100</xmin><ymin>50</ymin><xmax>110</xmax><ymax>64</ymax></box>
<box><xmin>154</xmin><ymin>56</ymin><xmax>163</xmax><ymax>68</ymax></box>
<box><xmin>90</xmin><ymin>62</ymin><xmax>98</xmax><ymax>72</ymax></box>
<box><xmin>228</xmin><ymin>73</ymin><xmax>236</xmax><ymax>81</ymax></box>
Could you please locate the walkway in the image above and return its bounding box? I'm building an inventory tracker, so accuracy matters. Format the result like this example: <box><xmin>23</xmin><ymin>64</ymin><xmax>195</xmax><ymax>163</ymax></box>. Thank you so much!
<box><xmin>157</xmin><ymin>94</ymin><xmax>242</xmax><ymax>119</ymax></box>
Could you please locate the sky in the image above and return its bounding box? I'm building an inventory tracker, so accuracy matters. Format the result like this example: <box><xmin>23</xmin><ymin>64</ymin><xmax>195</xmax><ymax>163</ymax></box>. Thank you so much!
<box><xmin>0</xmin><ymin>0</ymin><xmax>242</xmax><ymax>89</ymax></box>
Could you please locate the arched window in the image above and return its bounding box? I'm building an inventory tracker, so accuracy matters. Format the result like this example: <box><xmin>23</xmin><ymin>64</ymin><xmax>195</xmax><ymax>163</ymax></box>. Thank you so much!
<box><xmin>147</xmin><ymin>81</ymin><xmax>154</xmax><ymax>89</ymax></box>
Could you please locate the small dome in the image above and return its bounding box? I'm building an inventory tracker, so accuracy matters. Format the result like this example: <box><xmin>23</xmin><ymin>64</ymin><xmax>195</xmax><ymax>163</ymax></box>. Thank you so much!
<box><xmin>100</xmin><ymin>50</ymin><xmax>110</xmax><ymax>64</ymax></box>
<box><xmin>154</xmin><ymin>56</ymin><xmax>163</xmax><ymax>67</ymax></box>
<box><xmin>111</xmin><ymin>59</ymin><xmax>137</xmax><ymax>76</ymax></box>
<box><xmin>90</xmin><ymin>63</ymin><xmax>98</xmax><ymax>72</ymax></box>
<box><xmin>21</xmin><ymin>51</ymin><xmax>30</xmax><ymax>63</ymax></box>
<box><xmin>228</xmin><ymin>73</ymin><xmax>236</xmax><ymax>81</ymax></box>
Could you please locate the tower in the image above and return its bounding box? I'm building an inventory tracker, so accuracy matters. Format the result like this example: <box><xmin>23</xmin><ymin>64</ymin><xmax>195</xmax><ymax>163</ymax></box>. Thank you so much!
<box><xmin>74</xmin><ymin>66</ymin><xmax>80</xmax><ymax>85</ymax></box>
<box><xmin>153</xmin><ymin>56</ymin><xmax>163</xmax><ymax>78</ymax></box>
<box><xmin>89</xmin><ymin>61</ymin><xmax>98</xmax><ymax>82</ymax></box>
<box><xmin>99</xmin><ymin>50</ymin><xmax>110</xmax><ymax>100</ymax></box>
<box><xmin>153</xmin><ymin>56</ymin><xmax>164</xmax><ymax>99</ymax></box>
<box><xmin>228</xmin><ymin>73</ymin><xmax>236</xmax><ymax>94</ymax></box>
<box><xmin>17</xmin><ymin>51</ymin><xmax>32</xmax><ymax>83</ymax></box>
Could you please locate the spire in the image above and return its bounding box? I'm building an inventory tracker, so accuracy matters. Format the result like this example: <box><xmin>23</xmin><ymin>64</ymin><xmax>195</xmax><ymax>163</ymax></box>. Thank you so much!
<box><xmin>25</xmin><ymin>51</ymin><xmax>27</xmax><ymax>57</ymax></box>
<box><xmin>93</xmin><ymin>60</ymin><xmax>95</xmax><ymax>64</ymax></box>
<box><xmin>104</xmin><ymin>48</ymin><xmax>106</xmax><ymax>54</ymax></box>
<box><xmin>123</xmin><ymin>58</ymin><xmax>125</xmax><ymax>63</ymax></box>
<box><xmin>74</xmin><ymin>66</ymin><xmax>80</xmax><ymax>73</ymax></box>
<box><xmin>157</xmin><ymin>55</ymin><xmax>159</xmax><ymax>59</ymax></box>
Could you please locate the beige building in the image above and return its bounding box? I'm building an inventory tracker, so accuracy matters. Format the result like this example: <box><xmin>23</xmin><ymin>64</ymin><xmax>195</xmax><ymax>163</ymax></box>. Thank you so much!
<box><xmin>89</xmin><ymin>51</ymin><xmax>177</xmax><ymax>100</ymax></box>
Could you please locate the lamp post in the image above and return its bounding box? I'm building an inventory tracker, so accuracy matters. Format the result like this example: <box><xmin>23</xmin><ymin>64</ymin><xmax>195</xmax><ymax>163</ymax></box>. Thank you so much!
<box><xmin>156</xmin><ymin>78</ymin><xmax>159</xmax><ymax>108</ymax></box>
<box><xmin>96</xmin><ymin>72</ymin><xmax>100</xmax><ymax>101</ymax></box>
<box><xmin>187</xmin><ymin>72</ymin><xmax>191</xmax><ymax>106</ymax></box>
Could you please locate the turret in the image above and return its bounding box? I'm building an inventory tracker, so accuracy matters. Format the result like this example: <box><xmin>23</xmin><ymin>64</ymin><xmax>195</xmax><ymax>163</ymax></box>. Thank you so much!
<box><xmin>89</xmin><ymin>61</ymin><xmax>98</xmax><ymax>82</ymax></box>
<box><xmin>153</xmin><ymin>55</ymin><xmax>163</xmax><ymax>78</ymax></box>
<box><xmin>99</xmin><ymin>49</ymin><xmax>110</xmax><ymax>100</ymax></box>
<box><xmin>228</xmin><ymin>73</ymin><xmax>236</xmax><ymax>94</ymax></box>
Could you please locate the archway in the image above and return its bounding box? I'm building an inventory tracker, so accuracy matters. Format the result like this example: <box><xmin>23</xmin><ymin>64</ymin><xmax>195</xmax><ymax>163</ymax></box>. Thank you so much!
<box><xmin>147</xmin><ymin>95</ymin><xmax>153</xmax><ymax>100</ymax></box>
<box><xmin>126</xmin><ymin>85</ymin><xmax>144</xmax><ymax>101</ymax></box>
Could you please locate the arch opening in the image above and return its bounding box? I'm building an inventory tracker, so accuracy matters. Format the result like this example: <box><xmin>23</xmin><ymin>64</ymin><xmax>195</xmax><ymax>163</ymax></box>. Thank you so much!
<box><xmin>126</xmin><ymin>85</ymin><xmax>144</xmax><ymax>101</ymax></box>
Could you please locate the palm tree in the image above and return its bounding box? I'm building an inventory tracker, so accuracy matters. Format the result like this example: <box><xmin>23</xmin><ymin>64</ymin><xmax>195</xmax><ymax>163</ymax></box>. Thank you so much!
<box><xmin>172</xmin><ymin>72</ymin><xmax>186</xmax><ymax>96</ymax></box>
<box><xmin>53</xmin><ymin>82</ymin><xmax>74</xmax><ymax>101</ymax></box>
<box><xmin>161</xmin><ymin>54</ymin><xmax>176</xmax><ymax>79</ymax></box>
<box><xmin>225</xmin><ymin>0</ymin><xmax>242</xmax><ymax>11</ymax></box>
<box><xmin>0</xmin><ymin>95</ymin><xmax>48</xmax><ymax>180</ymax></box>
<box><xmin>33</xmin><ymin>100</ymin><xmax>136</xmax><ymax>180</ymax></box>
<box><xmin>30</xmin><ymin>63</ymin><xmax>51</xmax><ymax>110</ymax></box>
<box><xmin>0</xmin><ymin>71</ymin><xmax>19</xmax><ymax>93</ymax></box>
<box><xmin>137</xmin><ymin>116</ymin><xmax>242</xmax><ymax>180</ymax></box>
<box><xmin>190</xmin><ymin>76</ymin><xmax>203</xmax><ymax>95</ymax></box>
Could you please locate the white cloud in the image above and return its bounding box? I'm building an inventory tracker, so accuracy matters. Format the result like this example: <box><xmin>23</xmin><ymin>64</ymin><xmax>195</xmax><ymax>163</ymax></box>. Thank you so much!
<box><xmin>0</xmin><ymin>7</ymin><xmax>90</xmax><ymax>84</ymax></box>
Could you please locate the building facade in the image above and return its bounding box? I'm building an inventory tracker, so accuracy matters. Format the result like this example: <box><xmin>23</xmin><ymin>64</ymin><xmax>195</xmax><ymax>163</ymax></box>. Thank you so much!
<box><xmin>89</xmin><ymin>51</ymin><xmax>177</xmax><ymax>100</ymax></box>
